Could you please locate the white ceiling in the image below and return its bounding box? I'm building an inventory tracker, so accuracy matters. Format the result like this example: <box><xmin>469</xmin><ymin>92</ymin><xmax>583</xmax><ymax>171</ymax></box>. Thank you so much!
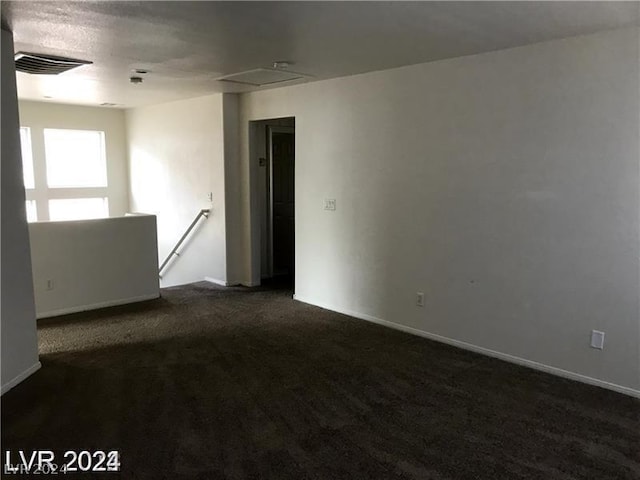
<box><xmin>2</xmin><ymin>1</ymin><xmax>638</xmax><ymax>109</ymax></box>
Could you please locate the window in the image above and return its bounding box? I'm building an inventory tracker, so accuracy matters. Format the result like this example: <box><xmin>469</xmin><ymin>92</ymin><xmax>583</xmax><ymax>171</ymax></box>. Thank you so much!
<box><xmin>25</xmin><ymin>200</ymin><xmax>37</xmax><ymax>223</ymax></box>
<box><xmin>44</xmin><ymin>129</ymin><xmax>107</xmax><ymax>188</ymax></box>
<box><xmin>20</xmin><ymin>126</ymin><xmax>111</xmax><ymax>222</ymax></box>
<box><xmin>49</xmin><ymin>198</ymin><xmax>109</xmax><ymax>221</ymax></box>
<box><xmin>20</xmin><ymin>127</ymin><xmax>35</xmax><ymax>189</ymax></box>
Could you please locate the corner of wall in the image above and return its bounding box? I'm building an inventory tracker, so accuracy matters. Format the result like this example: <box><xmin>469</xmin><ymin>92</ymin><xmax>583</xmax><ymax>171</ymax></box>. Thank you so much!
<box><xmin>222</xmin><ymin>93</ymin><xmax>245</xmax><ymax>285</ymax></box>
<box><xmin>1</xmin><ymin>28</ymin><xmax>40</xmax><ymax>393</ymax></box>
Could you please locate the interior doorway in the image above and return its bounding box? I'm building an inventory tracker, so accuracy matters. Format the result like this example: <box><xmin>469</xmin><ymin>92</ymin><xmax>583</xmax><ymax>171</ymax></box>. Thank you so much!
<box><xmin>269</xmin><ymin>125</ymin><xmax>295</xmax><ymax>281</ymax></box>
<box><xmin>251</xmin><ymin>117</ymin><xmax>295</xmax><ymax>287</ymax></box>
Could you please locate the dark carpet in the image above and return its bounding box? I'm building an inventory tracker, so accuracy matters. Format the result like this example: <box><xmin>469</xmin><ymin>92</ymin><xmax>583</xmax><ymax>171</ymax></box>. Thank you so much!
<box><xmin>2</xmin><ymin>280</ymin><xmax>639</xmax><ymax>479</ymax></box>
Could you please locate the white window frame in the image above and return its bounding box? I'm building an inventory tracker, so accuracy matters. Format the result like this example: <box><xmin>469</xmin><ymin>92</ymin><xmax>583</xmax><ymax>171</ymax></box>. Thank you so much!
<box><xmin>19</xmin><ymin>125</ymin><xmax>111</xmax><ymax>222</ymax></box>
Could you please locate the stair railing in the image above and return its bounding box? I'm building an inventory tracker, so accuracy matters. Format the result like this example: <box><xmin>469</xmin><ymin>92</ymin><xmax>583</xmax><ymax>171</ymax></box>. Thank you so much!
<box><xmin>159</xmin><ymin>209</ymin><xmax>210</xmax><ymax>278</ymax></box>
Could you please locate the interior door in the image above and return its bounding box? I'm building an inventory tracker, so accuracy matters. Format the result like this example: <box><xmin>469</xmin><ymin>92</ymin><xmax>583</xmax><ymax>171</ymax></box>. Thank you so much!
<box><xmin>270</xmin><ymin>128</ymin><xmax>295</xmax><ymax>277</ymax></box>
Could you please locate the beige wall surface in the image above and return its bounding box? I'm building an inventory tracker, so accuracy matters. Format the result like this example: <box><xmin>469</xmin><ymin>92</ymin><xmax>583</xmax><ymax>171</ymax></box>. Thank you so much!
<box><xmin>239</xmin><ymin>28</ymin><xmax>640</xmax><ymax>394</ymax></box>
<box><xmin>1</xmin><ymin>29</ymin><xmax>40</xmax><ymax>394</ymax></box>
<box><xmin>29</xmin><ymin>215</ymin><xmax>160</xmax><ymax>318</ymax></box>
<box><xmin>126</xmin><ymin>94</ymin><xmax>227</xmax><ymax>287</ymax></box>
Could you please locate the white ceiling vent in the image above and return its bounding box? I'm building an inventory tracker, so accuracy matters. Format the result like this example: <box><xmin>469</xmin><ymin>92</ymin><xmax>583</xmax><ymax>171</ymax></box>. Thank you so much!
<box><xmin>14</xmin><ymin>52</ymin><xmax>92</xmax><ymax>75</ymax></box>
<box><xmin>216</xmin><ymin>68</ymin><xmax>311</xmax><ymax>86</ymax></box>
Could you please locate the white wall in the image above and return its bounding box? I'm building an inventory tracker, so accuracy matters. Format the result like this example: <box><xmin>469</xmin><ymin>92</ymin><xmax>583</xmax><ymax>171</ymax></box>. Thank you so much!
<box><xmin>1</xmin><ymin>29</ymin><xmax>40</xmax><ymax>394</ymax></box>
<box><xmin>239</xmin><ymin>27</ymin><xmax>640</xmax><ymax>395</ymax></box>
<box><xmin>18</xmin><ymin>100</ymin><xmax>130</xmax><ymax>218</ymax></box>
<box><xmin>29</xmin><ymin>215</ymin><xmax>160</xmax><ymax>318</ymax></box>
<box><xmin>126</xmin><ymin>94</ymin><xmax>227</xmax><ymax>287</ymax></box>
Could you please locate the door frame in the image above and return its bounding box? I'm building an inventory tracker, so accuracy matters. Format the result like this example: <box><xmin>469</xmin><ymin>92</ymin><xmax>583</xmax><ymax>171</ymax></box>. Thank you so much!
<box><xmin>266</xmin><ymin>125</ymin><xmax>295</xmax><ymax>279</ymax></box>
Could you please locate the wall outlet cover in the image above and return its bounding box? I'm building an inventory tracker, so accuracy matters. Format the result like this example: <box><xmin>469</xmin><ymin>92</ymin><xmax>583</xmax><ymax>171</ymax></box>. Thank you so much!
<box><xmin>590</xmin><ymin>330</ymin><xmax>605</xmax><ymax>350</ymax></box>
<box><xmin>416</xmin><ymin>292</ymin><xmax>425</xmax><ymax>307</ymax></box>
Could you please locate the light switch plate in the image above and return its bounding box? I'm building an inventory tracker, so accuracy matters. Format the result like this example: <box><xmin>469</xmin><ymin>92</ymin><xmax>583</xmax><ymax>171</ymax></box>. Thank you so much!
<box><xmin>324</xmin><ymin>198</ymin><xmax>336</xmax><ymax>211</ymax></box>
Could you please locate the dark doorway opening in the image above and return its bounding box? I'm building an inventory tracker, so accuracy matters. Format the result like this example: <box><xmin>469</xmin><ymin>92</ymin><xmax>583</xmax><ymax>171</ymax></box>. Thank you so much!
<box><xmin>269</xmin><ymin>125</ymin><xmax>295</xmax><ymax>285</ymax></box>
<box><xmin>250</xmin><ymin>117</ymin><xmax>296</xmax><ymax>289</ymax></box>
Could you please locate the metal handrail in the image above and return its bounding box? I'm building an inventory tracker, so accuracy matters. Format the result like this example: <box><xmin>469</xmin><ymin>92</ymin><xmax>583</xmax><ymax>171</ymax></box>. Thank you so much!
<box><xmin>159</xmin><ymin>209</ymin><xmax>210</xmax><ymax>277</ymax></box>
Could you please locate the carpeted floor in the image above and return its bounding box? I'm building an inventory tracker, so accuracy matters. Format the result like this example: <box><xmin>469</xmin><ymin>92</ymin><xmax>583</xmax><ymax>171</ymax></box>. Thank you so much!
<box><xmin>2</xmin><ymin>280</ymin><xmax>639</xmax><ymax>479</ymax></box>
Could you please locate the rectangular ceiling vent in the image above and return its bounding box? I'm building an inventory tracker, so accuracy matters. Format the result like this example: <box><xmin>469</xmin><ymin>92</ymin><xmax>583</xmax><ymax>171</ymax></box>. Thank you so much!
<box><xmin>14</xmin><ymin>52</ymin><xmax>92</xmax><ymax>75</ymax></box>
<box><xmin>217</xmin><ymin>68</ymin><xmax>311</xmax><ymax>86</ymax></box>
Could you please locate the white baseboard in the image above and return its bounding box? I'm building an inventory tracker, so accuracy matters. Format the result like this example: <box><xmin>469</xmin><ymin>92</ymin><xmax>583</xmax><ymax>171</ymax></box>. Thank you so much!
<box><xmin>293</xmin><ymin>295</ymin><xmax>640</xmax><ymax>399</ymax></box>
<box><xmin>205</xmin><ymin>277</ymin><xmax>251</xmax><ymax>287</ymax></box>
<box><xmin>36</xmin><ymin>293</ymin><xmax>160</xmax><ymax>319</ymax></box>
<box><xmin>1</xmin><ymin>361</ymin><xmax>41</xmax><ymax>395</ymax></box>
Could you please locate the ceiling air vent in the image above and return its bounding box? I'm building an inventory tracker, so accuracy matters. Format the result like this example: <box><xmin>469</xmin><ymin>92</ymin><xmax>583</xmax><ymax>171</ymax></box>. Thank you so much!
<box><xmin>14</xmin><ymin>52</ymin><xmax>92</xmax><ymax>75</ymax></box>
<box><xmin>217</xmin><ymin>68</ymin><xmax>311</xmax><ymax>86</ymax></box>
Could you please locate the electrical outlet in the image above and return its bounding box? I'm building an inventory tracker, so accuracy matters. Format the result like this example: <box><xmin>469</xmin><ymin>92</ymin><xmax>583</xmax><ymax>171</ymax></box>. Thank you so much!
<box><xmin>590</xmin><ymin>330</ymin><xmax>605</xmax><ymax>350</ymax></box>
<box><xmin>416</xmin><ymin>292</ymin><xmax>425</xmax><ymax>307</ymax></box>
<box><xmin>46</xmin><ymin>279</ymin><xmax>54</xmax><ymax>291</ymax></box>
<box><xmin>324</xmin><ymin>199</ymin><xmax>336</xmax><ymax>211</ymax></box>
<box><xmin>207</xmin><ymin>192</ymin><xmax>213</xmax><ymax>202</ymax></box>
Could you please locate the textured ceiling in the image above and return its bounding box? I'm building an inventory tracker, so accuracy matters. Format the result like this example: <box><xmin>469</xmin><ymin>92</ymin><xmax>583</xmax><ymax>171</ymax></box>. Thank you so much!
<box><xmin>2</xmin><ymin>1</ymin><xmax>638</xmax><ymax>108</ymax></box>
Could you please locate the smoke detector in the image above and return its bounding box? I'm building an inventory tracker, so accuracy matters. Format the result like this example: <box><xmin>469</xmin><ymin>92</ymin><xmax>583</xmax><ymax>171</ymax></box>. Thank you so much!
<box><xmin>14</xmin><ymin>52</ymin><xmax>92</xmax><ymax>75</ymax></box>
